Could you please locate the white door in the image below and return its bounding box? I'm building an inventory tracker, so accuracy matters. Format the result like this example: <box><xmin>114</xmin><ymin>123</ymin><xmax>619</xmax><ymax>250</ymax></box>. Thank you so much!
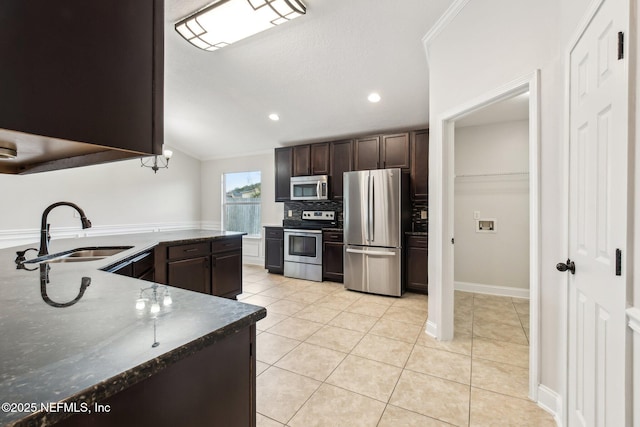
<box><xmin>567</xmin><ymin>0</ymin><xmax>629</xmax><ymax>425</ymax></box>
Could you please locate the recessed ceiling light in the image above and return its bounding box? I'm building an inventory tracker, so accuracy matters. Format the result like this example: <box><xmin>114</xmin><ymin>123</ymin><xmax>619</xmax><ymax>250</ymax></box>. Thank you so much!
<box><xmin>269</xmin><ymin>113</ymin><xmax>280</xmax><ymax>121</ymax></box>
<box><xmin>368</xmin><ymin>93</ymin><xmax>381</xmax><ymax>103</ymax></box>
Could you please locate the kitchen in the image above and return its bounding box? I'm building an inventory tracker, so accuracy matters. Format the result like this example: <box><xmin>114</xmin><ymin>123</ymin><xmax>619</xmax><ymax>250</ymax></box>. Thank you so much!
<box><xmin>1</xmin><ymin>0</ymin><xmax>636</xmax><ymax>426</ymax></box>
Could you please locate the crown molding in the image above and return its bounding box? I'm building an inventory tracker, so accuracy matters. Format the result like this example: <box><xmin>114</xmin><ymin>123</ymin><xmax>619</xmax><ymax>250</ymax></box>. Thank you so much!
<box><xmin>421</xmin><ymin>0</ymin><xmax>472</xmax><ymax>63</ymax></box>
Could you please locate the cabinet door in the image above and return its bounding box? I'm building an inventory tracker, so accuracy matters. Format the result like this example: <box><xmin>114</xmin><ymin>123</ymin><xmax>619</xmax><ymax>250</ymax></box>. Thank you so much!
<box><xmin>410</xmin><ymin>130</ymin><xmax>429</xmax><ymax>200</ymax></box>
<box><xmin>329</xmin><ymin>140</ymin><xmax>353</xmax><ymax>200</ymax></box>
<box><xmin>292</xmin><ymin>145</ymin><xmax>311</xmax><ymax>176</ymax></box>
<box><xmin>354</xmin><ymin>136</ymin><xmax>380</xmax><ymax>170</ymax></box>
<box><xmin>322</xmin><ymin>241</ymin><xmax>344</xmax><ymax>282</ymax></box>
<box><xmin>168</xmin><ymin>256</ymin><xmax>211</xmax><ymax>294</ymax></box>
<box><xmin>212</xmin><ymin>250</ymin><xmax>243</xmax><ymax>299</ymax></box>
<box><xmin>265</xmin><ymin>238</ymin><xmax>284</xmax><ymax>274</ymax></box>
<box><xmin>381</xmin><ymin>133</ymin><xmax>410</xmax><ymax>169</ymax></box>
<box><xmin>310</xmin><ymin>143</ymin><xmax>329</xmax><ymax>175</ymax></box>
<box><xmin>275</xmin><ymin>147</ymin><xmax>292</xmax><ymax>201</ymax></box>
<box><xmin>406</xmin><ymin>239</ymin><xmax>428</xmax><ymax>294</ymax></box>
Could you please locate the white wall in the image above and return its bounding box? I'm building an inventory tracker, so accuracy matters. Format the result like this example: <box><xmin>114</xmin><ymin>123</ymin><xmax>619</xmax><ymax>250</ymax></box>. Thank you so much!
<box><xmin>200</xmin><ymin>151</ymin><xmax>283</xmax><ymax>265</ymax></box>
<box><xmin>427</xmin><ymin>0</ymin><xmax>591</xmax><ymax>409</ymax></box>
<box><xmin>0</xmin><ymin>147</ymin><xmax>201</xmax><ymax>248</ymax></box>
<box><xmin>454</xmin><ymin>120</ymin><xmax>529</xmax><ymax>292</ymax></box>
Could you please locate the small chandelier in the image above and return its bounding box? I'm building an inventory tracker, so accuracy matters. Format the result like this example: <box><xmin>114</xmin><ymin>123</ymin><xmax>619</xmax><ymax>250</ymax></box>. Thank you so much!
<box><xmin>175</xmin><ymin>0</ymin><xmax>306</xmax><ymax>52</ymax></box>
<box><xmin>136</xmin><ymin>283</ymin><xmax>173</xmax><ymax>315</ymax></box>
<box><xmin>141</xmin><ymin>149</ymin><xmax>173</xmax><ymax>174</ymax></box>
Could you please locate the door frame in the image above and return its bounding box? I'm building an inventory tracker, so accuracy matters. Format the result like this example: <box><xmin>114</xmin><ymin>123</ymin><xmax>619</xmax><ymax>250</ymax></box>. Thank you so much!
<box><xmin>427</xmin><ymin>70</ymin><xmax>541</xmax><ymax>399</ymax></box>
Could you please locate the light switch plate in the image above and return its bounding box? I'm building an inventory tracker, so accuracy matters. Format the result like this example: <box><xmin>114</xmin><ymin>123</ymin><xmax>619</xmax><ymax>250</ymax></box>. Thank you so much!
<box><xmin>420</xmin><ymin>210</ymin><xmax>427</xmax><ymax>220</ymax></box>
<box><xmin>288</xmin><ymin>210</ymin><xmax>293</xmax><ymax>217</ymax></box>
<box><xmin>473</xmin><ymin>211</ymin><xmax>480</xmax><ymax>220</ymax></box>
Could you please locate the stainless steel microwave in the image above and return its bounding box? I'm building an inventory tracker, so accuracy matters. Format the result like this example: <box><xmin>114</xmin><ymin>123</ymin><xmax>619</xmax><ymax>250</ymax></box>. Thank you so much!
<box><xmin>290</xmin><ymin>175</ymin><xmax>329</xmax><ymax>200</ymax></box>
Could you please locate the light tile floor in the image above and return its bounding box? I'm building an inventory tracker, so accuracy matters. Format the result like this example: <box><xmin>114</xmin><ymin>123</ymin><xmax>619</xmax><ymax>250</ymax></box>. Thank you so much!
<box><xmin>240</xmin><ymin>265</ymin><xmax>555</xmax><ymax>427</ymax></box>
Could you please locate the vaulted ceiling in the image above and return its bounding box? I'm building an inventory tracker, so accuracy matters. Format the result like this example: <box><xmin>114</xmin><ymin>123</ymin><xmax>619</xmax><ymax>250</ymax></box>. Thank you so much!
<box><xmin>163</xmin><ymin>0</ymin><xmax>454</xmax><ymax>159</ymax></box>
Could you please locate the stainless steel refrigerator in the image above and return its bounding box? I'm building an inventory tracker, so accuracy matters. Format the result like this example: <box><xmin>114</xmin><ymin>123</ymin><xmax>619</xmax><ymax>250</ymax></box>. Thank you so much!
<box><xmin>343</xmin><ymin>168</ymin><xmax>408</xmax><ymax>296</ymax></box>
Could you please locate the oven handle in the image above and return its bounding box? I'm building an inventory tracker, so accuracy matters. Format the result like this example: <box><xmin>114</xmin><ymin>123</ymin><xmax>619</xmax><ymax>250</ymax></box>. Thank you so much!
<box><xmin>346</xmin><ymin>248</ymin><xmax>396</xmax><ymax>256</ymax></box>
<box><xmin>284</xmin><ymin>229</ymin><xmax>323</xmax><ymax>235</ymax></box>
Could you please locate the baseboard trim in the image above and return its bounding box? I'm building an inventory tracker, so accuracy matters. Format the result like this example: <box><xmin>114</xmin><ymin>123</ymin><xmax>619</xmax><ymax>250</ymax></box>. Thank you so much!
<box><xmin>537</xmin><ymin>384</ymin><xmax>563</xmax><ymax>426</ymax></box>
<box><xmin>454</xmin><ymin>281</ymin><xmax>530</xmax><ymax>299</ymax></box>
<box><xmin>425</xmin><ymin>319</ymin><xmax>438</xmax><ymax>338</ymax></box>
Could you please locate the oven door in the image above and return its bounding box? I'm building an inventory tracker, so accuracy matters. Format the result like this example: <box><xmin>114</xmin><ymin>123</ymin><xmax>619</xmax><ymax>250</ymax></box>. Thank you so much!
<box><xmin>284</xmin><ymin>229</ymin><xmax>322</xmax><ymax>265</ymax></box>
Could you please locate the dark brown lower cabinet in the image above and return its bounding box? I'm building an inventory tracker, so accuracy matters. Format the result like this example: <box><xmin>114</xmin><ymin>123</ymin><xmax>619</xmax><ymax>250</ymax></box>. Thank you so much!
<box><xmin>168</xmin><ymin>256</ymin><xmax>211</xmax><ymax>294</ymax></box>
<box><xmin>57</xmin><ymin>325</ymin><xmax>257</xmax><ymax>427</ymax></box>
<box><xmin>322</xmin><ymin>230</ymin><xmax>344</xmax><ymax>283</ymax></box>
<box><xmin>155</xmin><ymin>237</ymin><xmax>243</xmax><ymax>299</ymax></box>
<box><xmin>212</xmin><ymin>250</ymin><xmax>243</xmax><ymax>299</ymax></box>
<box><xmin>406</xmin><ymin>235</ymin><xmax>428</xmax><ymax>294</ymax></box>
<box><xmin>264</xmin><ymin>227</ymin><xmax>284</xmax><ymax>274</ymax></box>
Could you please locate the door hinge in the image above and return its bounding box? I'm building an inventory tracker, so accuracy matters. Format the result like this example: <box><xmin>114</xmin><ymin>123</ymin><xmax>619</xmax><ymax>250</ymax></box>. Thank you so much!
<box><xmin>451</xmin><ymin>237</ymin><xmax>454</xmax><ymax>244</ymax></box>
<box><xmin>618</xmin><ymin>32</ymin><xmax>624</xmax><ymax>60</ymax></box>
<box><xmin>616</xmin><ymin>249</ymin><xmax>622</xmax><ymax>276</ymax></box>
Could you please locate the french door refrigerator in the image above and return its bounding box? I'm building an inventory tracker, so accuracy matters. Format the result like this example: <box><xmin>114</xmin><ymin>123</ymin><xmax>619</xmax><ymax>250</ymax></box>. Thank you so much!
<box><xmin>343</xmin><ymin>168</ymin><xmax>408</xmax><ymax>296</ymax></box>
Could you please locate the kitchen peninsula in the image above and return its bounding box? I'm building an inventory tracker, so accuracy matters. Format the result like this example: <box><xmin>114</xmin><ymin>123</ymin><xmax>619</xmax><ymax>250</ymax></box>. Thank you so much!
<box><xmin>0</xmin><ymin>230</ymin><xmax>265</xmax><ymax>427</ymax></box>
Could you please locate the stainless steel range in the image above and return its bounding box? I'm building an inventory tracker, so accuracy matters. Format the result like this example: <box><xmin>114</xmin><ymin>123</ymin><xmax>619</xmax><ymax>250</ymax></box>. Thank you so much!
<box><xmin>283</xmin><ymin>210</ymin><xmax>335</xmax><ymax>282</ymax></box>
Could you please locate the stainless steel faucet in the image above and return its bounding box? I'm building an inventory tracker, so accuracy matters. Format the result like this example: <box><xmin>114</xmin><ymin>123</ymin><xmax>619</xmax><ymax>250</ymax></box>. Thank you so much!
<box><xmin>38</xmin><ymin>202</ymin><xmax>92</xmax><ymax>256</ymax></box>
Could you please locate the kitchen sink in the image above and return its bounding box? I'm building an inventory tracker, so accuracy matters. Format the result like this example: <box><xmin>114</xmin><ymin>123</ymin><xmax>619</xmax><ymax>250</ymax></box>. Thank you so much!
<box><xmin>27</xmin><ymin>246</ymin><xmax>133</xmax><ymax>264</ymax></box>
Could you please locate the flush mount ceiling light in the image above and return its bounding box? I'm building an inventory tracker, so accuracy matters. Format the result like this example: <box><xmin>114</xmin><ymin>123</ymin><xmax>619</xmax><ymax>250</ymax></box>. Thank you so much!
<box><xmin>269</xmin><ymin>113</ymin><xmax>280</xmax><ymax>121</ymax></box>
<box><xmin>175</xmin><ymin>0</ymin><xmax>306</xmax><ymax>52</ymax></box>
<box><xmin>0</xmin><ymin>140</ymin><xmax>17</xmax><ymax>159</ymax></box>
<box><xmin>368</xmin><ymin>93</ymin><xmax>381</xmax><ymax>103</ymax></box>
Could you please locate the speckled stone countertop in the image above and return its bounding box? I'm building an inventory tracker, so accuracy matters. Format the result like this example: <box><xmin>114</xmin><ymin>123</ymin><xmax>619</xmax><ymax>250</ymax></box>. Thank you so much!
<box><xmin>0</xmin><ymin>230</ymin><xmax>266</xmax><ymax>427</ymax></box>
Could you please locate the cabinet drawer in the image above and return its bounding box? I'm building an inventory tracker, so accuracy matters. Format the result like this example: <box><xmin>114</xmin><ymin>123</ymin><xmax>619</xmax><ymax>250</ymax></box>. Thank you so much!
<box><xmin>265</xmin><ymin>227</ymin><xmax>284</xmax><ymax>239</ymax></box>
<box><xmin>407</xmin><ymin>236</ymin><xmax>427</xmax><ymax>248</ymax></box>
<box><xmin>212</xmin><ymin>238</ymin><xmax>242</xmax><ymax>253</ymax></box>
<box><xmin>323</xmin><ymin>231</ymin><xmax>343</xmax><ymax>242</ymax></box>
<box><xmin>167</xmin><ymin>242</ymin><xmax>210</xmax><ymax>260</ymax></box>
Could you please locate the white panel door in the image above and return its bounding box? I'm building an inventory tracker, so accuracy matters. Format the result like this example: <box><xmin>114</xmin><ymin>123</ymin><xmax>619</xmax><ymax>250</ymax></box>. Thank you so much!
<box><xmin>567</xmin><ymin>0</ymin><xmax>629</xmax><ymax>425</ymax></box>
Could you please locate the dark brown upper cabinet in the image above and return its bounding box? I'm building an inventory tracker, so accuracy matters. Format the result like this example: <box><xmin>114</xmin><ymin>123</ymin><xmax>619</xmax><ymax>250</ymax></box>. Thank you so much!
<box><xmin>0</xmin><ymin>0</ymin><xmax>163</xmax><ymax>174</ymax></box>
<box><xmin>293</xmin><ymin>145</ymin><xmax>311</xmax><ymax>176</ymax></box>
<box><xmin>310</xmin><ymin>143</ymin><xmax>330</xmax><ymax>175</ymax></box>
<box><xmin>329</xmin><ymin>140</ymin><xmax>353</xmax><ymax>200</ymax></box>
<box><xmin>354</xmin><ymin>136</ymin><xmax>381</xmax><ymax>170</ymax></box>
<box><xmin>410</xmin><ymin>130</ymin><xmax>429</xmax><ymax>200</ymax></box>
<box><xmin>354</xmin><ymin>133</ymin><xmax>410</xmax><ymax>171</ymax></box>
<box><xmin>292</xmin><ymin>143</ymin><xmax>330</xmax><ymax>176</ymax></box>
<box><xmin>275</xmin><ymin>147</ymin><xmax>293</xmax><ymax>201</ymax></box>
<box><xmin>381</xmin><ymin>133</ymin><xmax>410</xmax><ymax>169</ymax></box>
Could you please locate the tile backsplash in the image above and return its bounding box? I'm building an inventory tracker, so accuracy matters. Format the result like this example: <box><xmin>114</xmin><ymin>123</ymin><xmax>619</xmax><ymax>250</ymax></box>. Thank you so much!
<box><xmin>284</xmin><ymin>200</ymin><xmax>344</xmax><ymax>227</ymax></box>
<box><xmin>283</xmin><ymin>199</ymin><xmax>427</xmax><ymax>232</ymax></box>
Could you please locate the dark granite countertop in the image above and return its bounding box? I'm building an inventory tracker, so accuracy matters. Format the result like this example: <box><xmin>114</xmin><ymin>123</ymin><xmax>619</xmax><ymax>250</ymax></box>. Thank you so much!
<box><xmin>0</xmin><ymin>230</ymin><xmax>266</xmax><ymax>427</ymax></box>
<box><xmin>405</xmin><ymin>231</ymin><xmax>428</xmax><ymax>236</ymax></box>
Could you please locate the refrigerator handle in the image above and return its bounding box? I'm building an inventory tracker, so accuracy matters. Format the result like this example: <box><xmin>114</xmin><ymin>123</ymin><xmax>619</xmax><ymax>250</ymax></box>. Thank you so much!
<box><xmin>370</xmin><ymin>177</ymin><xmax>375</xmax><ymax>242</ymax></box>
<box><xmin>346</xmin><ymin>248</ymin><xmax>396</xmax><ymax>256</ymax></box>
<box><xmin>366</xmin><ymin>175</ymin><xmax>371</xmax><ymax>242</ymax></box>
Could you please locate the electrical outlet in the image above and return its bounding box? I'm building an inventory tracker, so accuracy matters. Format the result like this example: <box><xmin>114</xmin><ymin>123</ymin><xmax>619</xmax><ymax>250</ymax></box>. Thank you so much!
<box><xmin>420</xmin><ymin>210</ymin><xmax>427</xmax><ymax>220</ymax></box>
<box><xmin>288</xmin><ymin>210</ymin><xmax>293</xmax><ymax>217</ymax></box>
<box><xmin>473</xmin><ymin>211</ymin><xmax>480</xmax><ymax>220</ymax></box>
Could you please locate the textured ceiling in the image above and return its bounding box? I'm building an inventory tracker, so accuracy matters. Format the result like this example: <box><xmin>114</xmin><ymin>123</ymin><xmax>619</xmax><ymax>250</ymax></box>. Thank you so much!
<box><xmin>163</xmin><ymin>0</ymin><xmax>453</xmax><ymax>159</ymax></box>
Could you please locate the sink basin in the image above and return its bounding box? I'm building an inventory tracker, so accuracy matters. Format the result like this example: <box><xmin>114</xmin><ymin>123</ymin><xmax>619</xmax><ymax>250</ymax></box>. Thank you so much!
<box><xmin>27</xmin><ymin>246</ymin><xmax>133</xmax><ymax>264</ymax></box>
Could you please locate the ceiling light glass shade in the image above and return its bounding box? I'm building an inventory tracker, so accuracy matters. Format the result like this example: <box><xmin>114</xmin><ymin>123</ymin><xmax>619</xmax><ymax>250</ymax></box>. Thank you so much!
<box><xmin>0</xmin><ymin>141</ymin><xmax>17</xmax><ymax>159</ymax></box>
<box><xmin>176</xmin><ymin>0</ymin><xmax>306</xmax><ymax>51</ymax></box>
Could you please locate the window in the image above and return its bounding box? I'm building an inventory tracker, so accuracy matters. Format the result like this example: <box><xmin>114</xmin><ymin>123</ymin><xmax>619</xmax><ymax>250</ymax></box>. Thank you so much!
<box><xmin>222</xmin><ymin>171</ymin><xmax>261</xmax><ymax>236</ymax></box>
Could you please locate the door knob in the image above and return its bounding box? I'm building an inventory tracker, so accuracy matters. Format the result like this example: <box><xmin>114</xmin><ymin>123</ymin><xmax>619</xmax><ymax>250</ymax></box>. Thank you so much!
<box><xmin>556</xmin><ymin>259</ymin><xmax>576</xmax><ymax>275</ymax></box>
